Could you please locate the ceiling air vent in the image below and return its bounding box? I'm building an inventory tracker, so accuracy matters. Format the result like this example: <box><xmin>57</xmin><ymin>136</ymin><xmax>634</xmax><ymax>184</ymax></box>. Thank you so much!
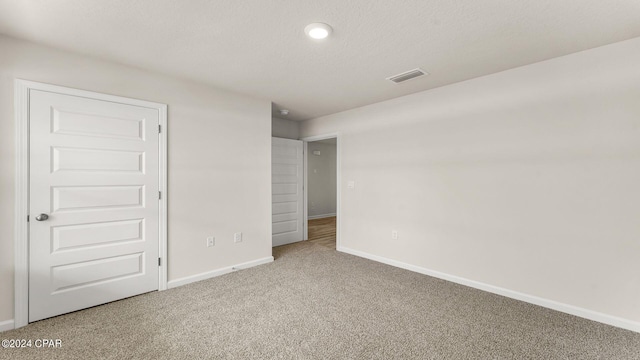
<box><xmin>387</xmin><ymin>68</ymin><xmax>428</xmax><ymax>84</ymax></box>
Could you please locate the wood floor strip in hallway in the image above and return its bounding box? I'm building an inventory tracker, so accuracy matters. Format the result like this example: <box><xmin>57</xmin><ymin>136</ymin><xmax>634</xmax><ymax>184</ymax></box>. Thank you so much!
<box><xmin>308</xmin><ymin>216</ymin><xmax>336</xmax><ymax>249</ymax></box>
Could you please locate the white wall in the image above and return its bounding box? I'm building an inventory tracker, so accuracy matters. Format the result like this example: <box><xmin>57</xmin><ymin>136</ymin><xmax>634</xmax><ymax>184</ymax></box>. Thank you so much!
<box><xmin>307</xmin><ymin>141</ymin><xmax>337</xmax><ymax>218</ymax></box>
<box><xmin>0</xmin><ymin>35</ymin><xmax>273</xmax><ymax>324</ymax></box>
<box><xmin>300</xmin><ymin>37</ymin><xmax>640</xmax><ymax>327</ymax></box>
<box><xmin>272</xmin><ymin>117</ymin><xmax>300</xmax><ymax>139</ymax></box>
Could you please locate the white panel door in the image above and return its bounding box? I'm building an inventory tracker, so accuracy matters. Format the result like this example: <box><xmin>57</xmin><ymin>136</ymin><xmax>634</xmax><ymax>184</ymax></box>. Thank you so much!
<box><xmin>29</xmin><ymin>90</ymin><xmax>160</xmax><ymax>322</ymax></box>
<box><xmin>272</xmin><ymin>137</ymin><xmax>304</xmax><ymax>246</ymax></box>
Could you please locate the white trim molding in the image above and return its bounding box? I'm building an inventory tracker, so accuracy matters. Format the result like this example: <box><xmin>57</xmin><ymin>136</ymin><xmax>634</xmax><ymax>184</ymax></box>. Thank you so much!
<box><xmin>158</xmin><ymin>104</ymin><xmax>168</xmax><ymax>291</ymax></box>
<box><xmin>301</xmin><ymin>133</ymin><xmax>341</xmax><ymax>250</ymax></box>
<box><xmin>14</xmin><ymin>79</ymin><xmax>169</xmax><ymax>329</ymax></box>
<box><xmin>308</xmin><ymin>213</ymin><xmax>337</xmax><ymax>220</ymax></box>
<box><xmin>303</xmin><ymin>141</ymin><xmax>308</xmax><ymax>240</ymax></box>
<box><xmin>167</xmin><ymin>257</ymin><xmax>274</xmax><ymax>289</ymax></box>
<box><xmin>338</xmin><ymin>246</ymin><xmax>640</xmax><ymax>334</ymax></box>
<box><xmin>14</xmin><ymin>80</ymin><xmax>29</xmax><ymax>329</ymax></box>
<box><xmin>0</xmin><ymin>319</ymin><xmax>15</xmax><ymax>332</ymax></box>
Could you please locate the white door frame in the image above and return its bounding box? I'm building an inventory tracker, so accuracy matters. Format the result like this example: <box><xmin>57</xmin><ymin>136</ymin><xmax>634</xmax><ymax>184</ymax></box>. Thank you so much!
<box><xmin>13</xmin><ymin>79</ymin><xmax>168</xmax><ymax>329</ymax></box>
<box><xmin>300</xmin><ymin>133</ymin><xmax>341</xmax><ymax>249</ymax></box>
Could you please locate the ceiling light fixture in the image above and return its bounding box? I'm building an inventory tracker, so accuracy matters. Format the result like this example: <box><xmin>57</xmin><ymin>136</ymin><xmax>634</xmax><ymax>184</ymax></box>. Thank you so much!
<box><xmin>279</xmin><ymin>109</ymin><xmax>290</xmax><ymax>116</ymax></box>
<box><xmin>304</xmin><ymin>23</ymin><xmax>332</xmax><ymax>40</ymax></box>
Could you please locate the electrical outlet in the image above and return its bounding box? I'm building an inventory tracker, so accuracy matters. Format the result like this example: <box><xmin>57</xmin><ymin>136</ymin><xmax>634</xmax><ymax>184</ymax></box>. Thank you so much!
<box><xmin>234</xmin><ymin>232</ymin><xmax>243</xmax><ymax>243</ymax></box>
<box><xmin>206</xmin><ymin>236</ymin><xmax>215</xmax><ymax>247</ymax></box>
<box><xmin>392</xmin><ymin>231</ymin><xmax>398</xmax><ymax>240</ymax></box>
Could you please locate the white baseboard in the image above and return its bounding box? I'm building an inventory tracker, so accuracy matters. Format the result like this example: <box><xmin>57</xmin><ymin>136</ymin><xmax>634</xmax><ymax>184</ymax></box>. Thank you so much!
<box><xmin>0</xmin><ymin>319</ymin><xmax>14</xmax><ymax>332</ymax></box>
<box><xmin>338</xmin><ymin>246</ymin><xmax>640</xmax><ymax>333</ymax></box>
<box><xmin>167</xmin><ymin>256</ymin><xmax>274</xmax><ymax>289</ymax></box>
<box><xmin>308</xmin><ymin>213</ymin><xmax>336</xmax><ymax>220</ymax></box>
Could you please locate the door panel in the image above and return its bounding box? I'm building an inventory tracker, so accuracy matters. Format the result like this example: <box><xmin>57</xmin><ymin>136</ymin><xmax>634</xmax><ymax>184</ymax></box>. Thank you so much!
<box><xmin>52</xmin><ymin>105</ymin><xmax>145</xmax><ymax>140</ymax></box>
<box><xmin>272</xmin><ymin>137</ymin><xmax>303</xmax><ymax>246</ymax></box>
<box><xmin>52</xmin><ymin>147</ymin><xmax>144</xmax><ymax>173</ymax></box>
<box><xmin>51</xmin><ymin>219</ymin><xmax>144</xmax><ymax>252</ymax></box>
<box><xmin>51</xmin><ymin>252</ymin><xmax>144</xmax><ymax>293</ymax></box>
<box><xmin>52</xmin><ymin>185</ymin><xmax>144</xmax><ymax>211</ymax></box>
<box><xmin>29</xmin><ymin>90</ymin><xmax>159</xmax><ymax>322</ymax></box>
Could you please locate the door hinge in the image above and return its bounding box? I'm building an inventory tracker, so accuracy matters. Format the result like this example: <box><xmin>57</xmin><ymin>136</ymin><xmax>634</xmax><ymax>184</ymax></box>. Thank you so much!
<box><xmin>158</xmin><ymin>258</ymin><xmax>161</xmax><ymax>266</ymax></box>
<box><xmin>158</xmin><ymin>124</ymin><xmax>162</xmax><ymax>133</ymax></box>
<box><xmin>159</xmin><ymin>191</ymin><xmax>162</xmax><ymax>200</ymax></box>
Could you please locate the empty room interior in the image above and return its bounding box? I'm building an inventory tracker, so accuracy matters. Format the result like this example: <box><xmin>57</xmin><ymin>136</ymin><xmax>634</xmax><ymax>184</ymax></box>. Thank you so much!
<box><xmin>1</xmin><ymin>1</ymin><xmax>640</xmax><ymax>358</ymax></box>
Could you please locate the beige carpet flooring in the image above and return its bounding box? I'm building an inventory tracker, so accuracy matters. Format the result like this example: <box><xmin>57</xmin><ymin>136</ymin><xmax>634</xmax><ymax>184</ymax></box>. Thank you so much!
<box><xmin>2</xmin><ymin>242</ymin><xmax>640</xmax><ymax>359</ymax></box>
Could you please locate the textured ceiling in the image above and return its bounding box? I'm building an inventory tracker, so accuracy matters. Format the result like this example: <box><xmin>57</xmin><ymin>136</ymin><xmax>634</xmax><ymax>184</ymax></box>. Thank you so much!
<box><xmin>1</xmin><ymin>1</ymin><xmax>640</xmax><ymax>121</ymax></box>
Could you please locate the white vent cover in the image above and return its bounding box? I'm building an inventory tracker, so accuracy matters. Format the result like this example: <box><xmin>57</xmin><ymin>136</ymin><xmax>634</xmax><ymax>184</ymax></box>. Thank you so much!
<box><xmin>387</xmin><ymin>68</ymin><xmax>428</xmax><ymax>84</ymax></box>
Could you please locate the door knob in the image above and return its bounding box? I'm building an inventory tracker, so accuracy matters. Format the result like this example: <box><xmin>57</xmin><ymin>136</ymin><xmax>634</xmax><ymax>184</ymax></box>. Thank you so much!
<box><xmin>35</xmin><ymin>213</ymin><xmax>49</xmax><ymax>221</ymax></box>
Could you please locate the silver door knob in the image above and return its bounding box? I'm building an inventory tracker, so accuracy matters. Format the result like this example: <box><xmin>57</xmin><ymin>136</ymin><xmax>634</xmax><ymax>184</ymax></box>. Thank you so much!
<box><xmin>35</xmin><ymin>214</ymin><xmax>49</xmax><ymax>221</ymax></box>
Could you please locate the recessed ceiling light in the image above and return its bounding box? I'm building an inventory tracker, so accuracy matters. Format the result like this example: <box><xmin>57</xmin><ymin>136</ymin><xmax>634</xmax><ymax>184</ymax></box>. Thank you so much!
<box><xmin>304</xmin><ymin>23</ymin><xmax>332</xmax><ymax>40</ymax></box>
<box><xmin>279</xmin><ymin>109</ymin><xmax>289</xmax><ymax>116</ymax></box>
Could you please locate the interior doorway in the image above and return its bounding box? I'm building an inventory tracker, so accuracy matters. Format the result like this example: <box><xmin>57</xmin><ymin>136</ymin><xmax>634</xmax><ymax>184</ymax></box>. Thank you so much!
<box><xmin>303</xmin><ymin>135</ymin><xmax>339</xmax><ymax>250</ymax></box>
